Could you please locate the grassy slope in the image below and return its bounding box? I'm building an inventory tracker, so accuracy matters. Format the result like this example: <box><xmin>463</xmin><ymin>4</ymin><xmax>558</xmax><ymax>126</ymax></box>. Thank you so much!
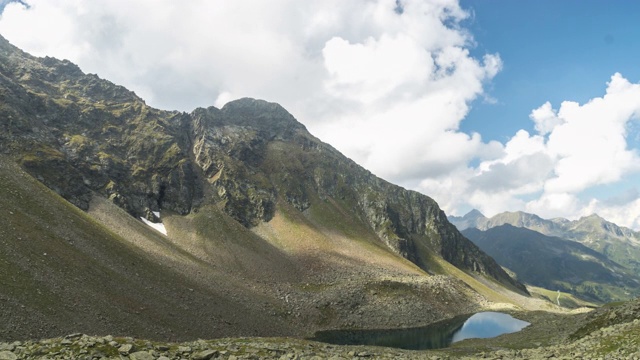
<box><xmin>98</xmin><ymin>152</ymin><xmax>556</xmax><ymax>327</ymax></box>
<box><xmin>527</xmin><ymin>285</ymin><xmax>597</xmax><ymax>309</ymax></box>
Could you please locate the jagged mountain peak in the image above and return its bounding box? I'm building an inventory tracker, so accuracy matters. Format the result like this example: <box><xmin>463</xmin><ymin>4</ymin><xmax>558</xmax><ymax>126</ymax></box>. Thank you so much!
<box><xmin>482</xmin><ymin>210</ymin><xmax>558</xmax><ymax>232</ymax></box>
<box><xmin>192</xmin><ymin>98</ymin><xmax>308</xmax><ymax>145</ymax></box>
<box><xmin>469</xmin><ymin>208</ymin><xmax>640</xmax><ymax>277</ymax></box>
<box><xmin>494</xmin><ymin>210</ymin><xmax>542</xmax><ymax>220</ymax></box>
<box><xmin>571</xmin><ymin>213</ymin><xmax>637</xmax><ymax>240</ymax></box>
<box><xmin>221</xmin><ymin>97</ymin><xmax>299</xmax><ymax>122</ymax></box>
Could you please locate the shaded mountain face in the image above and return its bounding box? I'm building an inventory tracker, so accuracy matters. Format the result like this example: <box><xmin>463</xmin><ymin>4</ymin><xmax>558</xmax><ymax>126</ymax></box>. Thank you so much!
<box><xmin>463</xmin><ymin>225</ymin><xmax>640</xmax><ymax>303</ymax></box>
<box><xmin>0</xmin><ymin>34</ymin><xmax>524</xmax><ymax>294</ymax></box>
<box><xmin>453</xmin><ymin>209</ymin><xmax>640</xmax><ymax>277</ymax></box>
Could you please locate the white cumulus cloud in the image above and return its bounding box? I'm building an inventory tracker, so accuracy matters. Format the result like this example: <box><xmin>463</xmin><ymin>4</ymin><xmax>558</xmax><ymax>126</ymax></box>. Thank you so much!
<box><xmin>0</xmin><ymin>0</ymin><xmax>503</xmax><ymax>186</ymax></box>
<box><xmin>530</xmin><ymin>101</ymin><xmax>563</xmax><ymax>136</ymax></box>
<box><xmin>446</xmin><ymin>73</ymin><xmax>640</xmax><ymax>226</ymax></box>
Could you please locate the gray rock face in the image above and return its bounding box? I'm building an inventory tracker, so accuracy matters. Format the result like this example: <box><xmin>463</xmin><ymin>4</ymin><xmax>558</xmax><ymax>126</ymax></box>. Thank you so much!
<box><xmin>129</xmin><ymin>351</ymin><xmax>154</xmax><ymax>360</ymax></box>
<box><xmin>118</xmin><ymin>343</ymin><xmax>135</xmax><ymax>355</ymax></box>
<box><xmin>0</xmin><ymin>34</ymin><xmax>202</xmax><ymax>220</ymax></box>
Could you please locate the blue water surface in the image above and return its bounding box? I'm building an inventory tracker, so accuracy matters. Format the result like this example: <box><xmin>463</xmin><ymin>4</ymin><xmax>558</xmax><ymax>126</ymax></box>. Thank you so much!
<box><xmin>311</xmin><ymin>311</ymin><xmax>530</xmax><ymax>350</ymax></box>
<box><xmin>451</xmin><ymin>311</ymin><xmax>530</xmax><ymax>343</ymax></box>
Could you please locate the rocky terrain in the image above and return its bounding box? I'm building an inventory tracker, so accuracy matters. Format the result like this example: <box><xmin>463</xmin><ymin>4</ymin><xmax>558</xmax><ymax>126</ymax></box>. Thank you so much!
<box><xmin>0</xmin><ymin>33</ymin><xmax>523</xmax><ymax>293</ymax></box>
<box><xmin>0</xmin><ymin>33</ymin><xmax>540</xmax><ymax>344</ymax></box>
<box><xmin>1</xmin><ymin>298</ymin><xmax>639</xmax><ymax>359</ymax></box>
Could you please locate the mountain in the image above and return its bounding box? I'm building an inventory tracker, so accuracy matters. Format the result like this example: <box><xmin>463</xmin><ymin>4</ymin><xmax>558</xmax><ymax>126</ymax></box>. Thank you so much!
<box><xmin>565</xmin><ymin>214</ymin><xmax>640</xmax><ymax>273</ymax></box>
<box><xmin>449</xmin><ymin>210</ymin><xmax>564</xmax><ymax>235</ymax></box>
<box><xmin>447</xmin><ymin>209</ymin><xmax>486</xmax><ymax>231</ymax></box>
<box><xmin>463</xmin><ymin>225</ymin><xmax>640</xmax><ymax>303</ymax></box>
<box><xmin>452</xmin><ymin>210</ymin><xmax>640</xmax><ymax>277</ymax></box>
<box><xmin>0</xmin><ymin>35</ymin><xmax>530</xmax><ymax>341</ymax></box>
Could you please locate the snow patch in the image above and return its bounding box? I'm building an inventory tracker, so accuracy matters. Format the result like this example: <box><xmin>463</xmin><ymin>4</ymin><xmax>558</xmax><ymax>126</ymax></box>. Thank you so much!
<box><xmin>152</xmin><ymin>211</ymin><xmax>160</xmax><ymax>218</ymax></box>
<box><xmin>140</xmin><ymin>217</ymin><xmax>167</xmax><ymax>235</ymax></box>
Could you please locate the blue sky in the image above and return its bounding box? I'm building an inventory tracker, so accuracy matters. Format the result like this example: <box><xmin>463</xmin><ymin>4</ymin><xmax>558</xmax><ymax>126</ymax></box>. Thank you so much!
<box><xmin>460</xmin><ymin>0</ymin><xmax>640</xmax><ymax>142</ymax></box>
<box><xmin>1</xmin><ymin>0</ymin><xmax>640</xmax><ymax>228</ymax></box>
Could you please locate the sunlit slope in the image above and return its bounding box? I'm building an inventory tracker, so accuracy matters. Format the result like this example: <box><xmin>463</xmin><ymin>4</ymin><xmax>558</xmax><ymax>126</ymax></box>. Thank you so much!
<box><xmin>86</xmin><ymin>182</ymin><xmax>495</xmax><ymax>334</ymax></box>
<box><xmin>0</xmin><ymin>148</ymin><xmax>538</xmax><ymax>343</ymax></box>
<box><xmin>88</xmin><ymin>175</ymin><xmax>537</xmax><ymax>333</ymax></box>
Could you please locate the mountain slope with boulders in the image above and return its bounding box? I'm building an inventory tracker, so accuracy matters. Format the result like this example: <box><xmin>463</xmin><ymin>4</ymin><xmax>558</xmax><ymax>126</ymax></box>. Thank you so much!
<box><xmin>0</xmin><ymin>34</ymin><xmax>535</xmax><ymax>341</ymax></box>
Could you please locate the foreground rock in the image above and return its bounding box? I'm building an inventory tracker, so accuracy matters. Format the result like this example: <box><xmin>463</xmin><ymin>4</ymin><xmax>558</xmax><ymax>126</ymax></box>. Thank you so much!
<box><xmin>1</xmin><ymin>312</ymin><xmax>639</xmax><ymax>360</ymax></box>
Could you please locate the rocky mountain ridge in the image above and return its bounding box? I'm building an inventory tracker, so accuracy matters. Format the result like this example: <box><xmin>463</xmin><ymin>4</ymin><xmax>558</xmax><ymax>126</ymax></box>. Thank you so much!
<box><xmin>0</xmin><ymin>34</ymin><xmax>541</xmax><ymax>342</ymax></box>
<box><xmin>0</xmin><ymin>34</ymin><xmax>524</xmax><ymax>293</ymax></box>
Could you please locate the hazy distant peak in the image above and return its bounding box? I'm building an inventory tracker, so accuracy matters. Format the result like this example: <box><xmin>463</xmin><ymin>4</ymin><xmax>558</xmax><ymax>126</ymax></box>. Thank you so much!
<box><xmin>464</xmin><ymin>209</ymin><xmax>485</xmax><ymax>219</ymax></box>
<box><xmin>448</xmin><ymin>208</ymin><xmax>488</xmax><ymax>231</ymax></box>
<box><xmin>580</xmin><ymin>213</ymin><xmax>604</xmax><ymax>221</ymax></box>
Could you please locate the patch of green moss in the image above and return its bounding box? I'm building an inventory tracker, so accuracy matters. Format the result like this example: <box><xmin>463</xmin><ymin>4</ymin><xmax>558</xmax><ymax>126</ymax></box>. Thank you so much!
<box><xmin>19</xmin><ymin>145</ymin><xmax>65</xmax><ymax>163</ymax></box>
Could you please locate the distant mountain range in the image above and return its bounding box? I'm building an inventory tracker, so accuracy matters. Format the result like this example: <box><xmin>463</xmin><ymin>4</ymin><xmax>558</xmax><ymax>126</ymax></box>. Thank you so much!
<box><xmin>451</xmin><ymin>210</ymin><xmax>640</xmax><ymax>302</ymax></box>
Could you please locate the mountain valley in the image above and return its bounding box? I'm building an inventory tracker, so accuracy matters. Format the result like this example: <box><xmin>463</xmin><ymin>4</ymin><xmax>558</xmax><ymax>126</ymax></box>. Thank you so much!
<box><xmin>463</xmin><ymin>225</ymin><xmax>640</xmax><ymax>303</ymax></box>
<box><xmin>452</xmin><ymin>210</ymin><xmax>640</xmax><ymax>304</ymax></box>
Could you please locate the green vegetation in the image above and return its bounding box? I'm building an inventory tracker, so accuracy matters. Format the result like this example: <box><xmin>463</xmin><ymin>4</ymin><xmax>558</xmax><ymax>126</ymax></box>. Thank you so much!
<box><xmin>528</xmin><ymin>286</ymin><xmax>597</xmax><ymax>309</ymax></box>
<box><xmin>464</xmin><ymin>225</ymin><xmax>640</xmax><ymax>303</ymax></box>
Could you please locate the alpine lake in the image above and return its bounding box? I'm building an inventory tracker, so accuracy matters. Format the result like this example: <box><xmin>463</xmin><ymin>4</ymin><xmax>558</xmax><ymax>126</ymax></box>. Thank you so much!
<box><xmin>311</xmin><ymin>312</ymin><xmax>530</xmax><ymax>350</ymax></box>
